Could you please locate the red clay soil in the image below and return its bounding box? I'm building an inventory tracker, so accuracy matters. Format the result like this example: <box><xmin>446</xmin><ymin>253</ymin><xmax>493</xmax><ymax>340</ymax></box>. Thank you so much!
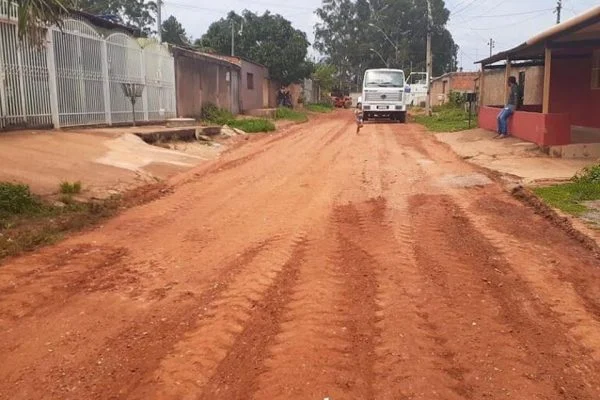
<box><xmin>2</xmin><ymin>112</ymin><xmax>600</xmax><ymax>399</ymax></box>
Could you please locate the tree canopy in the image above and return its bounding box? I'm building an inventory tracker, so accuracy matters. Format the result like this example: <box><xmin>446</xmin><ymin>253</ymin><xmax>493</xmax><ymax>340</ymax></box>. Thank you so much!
<box><xmin>201</xmin><ymin>11</ymin><xmax>313</xmax><ymax>85</ymax></box>
<box><xmin>315</xmin><ymin>0</ymin><xmax>458</xmax><ymax>84</ymax></box>
<box><xmin>161</xmin><ymin>15</ymin><xmax>188</xmax><ymax>46</ymax></box>
<box><xmin>16</xmin><ymin>0</ymin><xmax>75</xmax><ymax>43</ymax></box>
<box><xmin>76</xmin><ymin>0</ymin><xmax>157</xmax><ymax>35</ymax></box>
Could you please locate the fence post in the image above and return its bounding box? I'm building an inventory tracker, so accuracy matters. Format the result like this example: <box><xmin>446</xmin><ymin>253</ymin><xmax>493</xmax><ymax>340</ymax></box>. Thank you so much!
<box><xmin>101</xmin><ymin>40</ymin><xmax>112</xmax><ymax>125</ymax></box>
<box><xmin>140</xmin><ymin>48</ymin><xmax>149</xmax><ymax>121</ymax></box>
<box><xmin>45</xmin><ymin>28</ymin><xmax>60</xmax><ymax>129</ymax></box>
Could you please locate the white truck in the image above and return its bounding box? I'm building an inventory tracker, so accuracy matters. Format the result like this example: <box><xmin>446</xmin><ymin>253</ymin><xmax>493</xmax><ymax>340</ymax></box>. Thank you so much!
<box><xmin>406</xmin><ymin>72</ymin><xmax>429</xmax><ymax>107</ymax></box>
<box><xmin>360</xmin><ymin>68</ymin><xmax>407</xmax><ymax>123</ymax></box>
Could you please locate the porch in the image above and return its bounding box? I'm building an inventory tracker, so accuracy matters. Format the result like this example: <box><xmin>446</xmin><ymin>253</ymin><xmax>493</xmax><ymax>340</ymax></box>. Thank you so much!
<box><xmin>477</xmin><ymin>6</ymin><xmax>600</xmax><ymax>154</ymax></box>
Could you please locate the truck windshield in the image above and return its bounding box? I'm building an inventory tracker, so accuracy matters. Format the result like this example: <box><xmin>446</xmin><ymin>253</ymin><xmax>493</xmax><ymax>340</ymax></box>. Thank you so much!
<box><xmin>364</xmin><ymin>70</ymin><xmax>405</xmax><ymax>88</ymax></box>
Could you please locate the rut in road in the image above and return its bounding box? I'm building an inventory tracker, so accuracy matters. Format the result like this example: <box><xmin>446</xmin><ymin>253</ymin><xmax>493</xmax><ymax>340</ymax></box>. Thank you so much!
<box><xmin>1</xmin><ymin>113</ymin><xmax>600</xmax><ymax>400</ymax></box>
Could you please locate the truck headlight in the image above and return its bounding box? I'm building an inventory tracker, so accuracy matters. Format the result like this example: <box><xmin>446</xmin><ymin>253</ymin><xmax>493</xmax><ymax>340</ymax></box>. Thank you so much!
<box><xmin>363</xmin><ymin>105</ymin><xmax>371</xmax><ymax>110</ymax></box>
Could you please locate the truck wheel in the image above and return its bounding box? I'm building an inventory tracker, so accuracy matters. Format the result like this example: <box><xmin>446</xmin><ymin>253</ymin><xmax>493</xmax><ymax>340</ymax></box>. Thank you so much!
<box><xmin>398</xmin><ymin>112</ymin><xmax>407</xmax><ymax>123</ymax></box>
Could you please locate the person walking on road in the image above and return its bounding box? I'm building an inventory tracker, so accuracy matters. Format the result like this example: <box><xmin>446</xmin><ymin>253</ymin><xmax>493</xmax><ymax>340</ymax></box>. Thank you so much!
<box><xmin>496</xmin><ymin>76</ymin><xmax>519</xmax><ymax>138</ymax></box>
<box><xmin>355</xmin><ymin>101</ymin><xmax>364</xmax><ymax>134</ymax></box>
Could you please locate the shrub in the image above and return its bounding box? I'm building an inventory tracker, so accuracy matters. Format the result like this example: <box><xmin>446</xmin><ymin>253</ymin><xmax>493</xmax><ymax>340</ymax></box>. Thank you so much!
<box><xmin>60</xmin><ymin>181</ymin><xmax>82</xmax><ymax>195</ymax></box>
<box><xmin>573</xmin><ymin>164</ymin><xmax>600</xmax><ymax>184</ymax></box>
<box><xmin>200</xmin><ymin>103</ymin><xmax>234</xmax><ymax>125</ymax></box>
<box><xmin>0</xmin><ymin>183</ymin><xmax>41</xmax><ymax>216</ymax></box>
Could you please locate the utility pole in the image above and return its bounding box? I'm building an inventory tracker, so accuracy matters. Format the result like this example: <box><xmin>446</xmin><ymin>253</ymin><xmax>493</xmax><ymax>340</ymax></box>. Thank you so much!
<box><xmin>425</xmin><ymin>0</ymin><xmax>433</xmax><ymax>116</ymax></box>
<box><xmin>157</xmin><ymin>0</ymin><xmax>163</xmax><ymax>43</ymax></box>
<box><xmin>555</xmin><ymin>0</ymin><xmax>562</xmax><ymax>24</ymax></box>
<box><xmin>231</xmin><ymin>22</ymin><xmax>235</xmax><ymax>56</ymax></box>
<box><xmin>487</xmin><ymin>38</ymin><xmax>495</xmax><ymax>57</ymax></box>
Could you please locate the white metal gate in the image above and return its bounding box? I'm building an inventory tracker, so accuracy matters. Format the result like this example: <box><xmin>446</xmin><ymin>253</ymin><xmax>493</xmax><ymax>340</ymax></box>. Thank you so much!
<box><xmin>107</xmin><ymin>33</ymin><xmax>144</xmax><ymax>124</ymax></box>
<box><xmin>0</xmin><ymin>1</ymin><xmax>52</xmax><ymax>128</ymax></box>
<box><xmin>143</xmin><ymin>42</ymin><xmax>176</xmax><ymax>121</ymax></box>
<box><xmin>52</xmin><ymin>19</ymin><xmax>105</xmax><ymax>126</ymax></box>
<box><xmin>0</xmin><ymin>10</ymin><xmax>177</xmax><ymax>130</ymax></box>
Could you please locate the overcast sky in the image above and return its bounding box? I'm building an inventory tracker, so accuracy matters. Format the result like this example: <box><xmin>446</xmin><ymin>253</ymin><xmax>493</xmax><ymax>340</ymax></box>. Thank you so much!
<box><xmin>163</xmin><ymin>0</ymin><xmax>599</xmax><ymax>72</ymax></box>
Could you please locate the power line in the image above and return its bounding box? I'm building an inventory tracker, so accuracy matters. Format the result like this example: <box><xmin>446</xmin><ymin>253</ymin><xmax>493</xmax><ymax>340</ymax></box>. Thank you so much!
<box><xmin>469</xmin><ymin>9</ymin><xmax>553</xmax><ymax>31</ymax></box>
<box><xmin>457</xmin><ymin>8</ymin><xmax>555</xmax><ymax>20</ymax></box>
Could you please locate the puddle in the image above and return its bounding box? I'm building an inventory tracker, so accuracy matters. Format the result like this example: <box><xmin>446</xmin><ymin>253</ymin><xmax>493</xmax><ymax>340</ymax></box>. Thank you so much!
<box><xmin>437</xmin><ymin>173</ymin><xmax>492</xmax><ymax>188</ymax></box>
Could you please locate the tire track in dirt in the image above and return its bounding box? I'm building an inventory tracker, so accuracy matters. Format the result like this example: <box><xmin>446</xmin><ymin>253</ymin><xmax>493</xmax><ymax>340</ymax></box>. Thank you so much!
<box><xmin>336</xmin><ymin>127</ymin><xmax>470</xmax><ymax>399</ymax></box>
<box><xmin>410</xmin><ymin>193</ymin><xmax>600</xmax><ymax>399</ymax></box>
<box><xmin>126</xmin><ymin>118</ymin><xmax>357</xmax><ymax>399</ymax></box>
<box><xmin>455</xmin><ymin>192</ymin><xmax>600</xmax><ymax>362</ymax></box>
<box><xmin>195</xmin><ymin>238</ymin><xmax>308</xmax><ymax>400</ymax></box>
<box><xmin>0</xmin><ymin>240</ymin><xmax>274</xmax><ymax>400</ymax></box>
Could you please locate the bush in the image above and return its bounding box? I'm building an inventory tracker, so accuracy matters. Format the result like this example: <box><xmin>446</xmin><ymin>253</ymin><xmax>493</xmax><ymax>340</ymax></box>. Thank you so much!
<box><xmin>60</xmin><ymin>181</ymin><xmax>82</xmax><ymax>195</ymax></box>
<box><xmin>305</xmin><ymin>103</ymin><xmax>334</xmax><ymax>113</ymax></box>
<box><xmin>573</xmin><ymin>164</ymin><xmax>600</xmax><ymax>184</ymax></box>
<box><xmin>0</xmin><ymin>183</ymin><xmax>41</xmax><ymax>216</ymax></box>
<box><xmin>274</xmin><ymin>107</ymin><xmax>308</xmax><ymax>122</ymax></box>
<box><xmin>200</xmin><ymin>103</ymin><xmax>234</xmax><ymax>125</ymax></box>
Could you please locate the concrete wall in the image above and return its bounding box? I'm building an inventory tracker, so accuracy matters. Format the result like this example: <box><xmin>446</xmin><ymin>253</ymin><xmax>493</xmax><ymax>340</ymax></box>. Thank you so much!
<box><xmin>173</xmin><ymin>49</ymin><xmax>240</xmax><ymax>118</ymax></box>
<box><xmin>481</xmin><ymin>66</ymin><xmax>543</xmax><ymax>107</ymax></box>
<box><xmin>550</xmin><ymin>52</ymin><xmax>600</xmax><ymax>129</ymax></box>
<box><xmin>479</xmin><ymin>106</ymin><xmax>571</xmax><ymax>146</ymax></box>
<box><xmin>240</xmin><ymin>61</ymin><xmax>268</xmax><ymax>112</ymax></box>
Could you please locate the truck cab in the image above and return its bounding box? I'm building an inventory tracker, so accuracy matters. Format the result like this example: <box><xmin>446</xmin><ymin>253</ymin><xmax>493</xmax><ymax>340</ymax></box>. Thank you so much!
<box><xmin>406</xmin><ymin>72</ymin><xmax>429</xmax><ymax>107</ymax></box>
<box><xmin>361</xmin><ymin>68</ymin><xmax>407</xmax><ymax>123</ymax></box>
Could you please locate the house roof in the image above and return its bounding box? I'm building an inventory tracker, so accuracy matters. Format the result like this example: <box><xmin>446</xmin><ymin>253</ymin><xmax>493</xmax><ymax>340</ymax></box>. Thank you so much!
<box><xmin>169</xmin><ymin>46</ymin><xmax>241</xmax><ymax>69</ymax></box>
<box><xmin>70</xmin><ymin>10</ymin><xmax>138</xmax><ymax>35</ymax></box>
<box><xmin>477</xmin><ymin>5</ymin><xmax>600</xmax><ymax>65</ymax></box>
<box><xmin>431</xmin><ymin>71</ymin><xmax>478</xmax><ymax>82</ymax></box>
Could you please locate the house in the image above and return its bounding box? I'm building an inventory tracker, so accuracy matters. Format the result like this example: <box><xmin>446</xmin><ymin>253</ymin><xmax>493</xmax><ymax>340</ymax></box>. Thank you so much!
<box><xmin>477</xmin><ymin>5</ymin><xmax>600</xmax><ymax>152</ymax></box>
<box><xmin>217</xmin><ymin>56</ymin><xmax>270</xmax><ymax>112</ymax></box>
<box><xmin>430</xmin><ymin>71</ymin><xmax>478</xmax><ymax>106</ymax></box>
<box><xmin>171</xmin><ymin>47</ymin><xmax>241</xmax><ymax>117</ymax></box>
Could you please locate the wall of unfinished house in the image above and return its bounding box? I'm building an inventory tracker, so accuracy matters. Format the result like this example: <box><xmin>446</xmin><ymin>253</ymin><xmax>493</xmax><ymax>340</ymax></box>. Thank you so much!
<box><xmin>481</xmin><ymin>66</ymin><xmax>544</xmax><ymax>107</ymax></box>
<box><xmin>173</xmin><ymin>50</ymin><xmax>240</xmax><ymax>118</ymax></box>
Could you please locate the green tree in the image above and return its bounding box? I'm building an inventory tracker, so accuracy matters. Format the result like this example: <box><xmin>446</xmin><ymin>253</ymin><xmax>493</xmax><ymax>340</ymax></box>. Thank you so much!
<box><xmin>16</xmin><ymin>0</ymin><xmax>75</xmax><ymax>43</ymax></box>
<box><xmin>201</xmin><ymin>11</ymin><xmax>313</xmax><ymax>85</ymax></box>
<box><xmin>76</xmin><ymin>0</ymin><xmax>157</xmax><ymax>35</ymax></box>
<box><xmin>161</xmin><ymin>15</ymin><xmax>188</xmax><ymax>46</ymax></box>
<box><xmin>315</xmin><ymin>0</ymin><xmax>457</xmax><ymax>84</ymax></box>
<box><xmin>312</xmin><ymin>64</ymin><xmax>337</xmax><ymax>93</ymax></box>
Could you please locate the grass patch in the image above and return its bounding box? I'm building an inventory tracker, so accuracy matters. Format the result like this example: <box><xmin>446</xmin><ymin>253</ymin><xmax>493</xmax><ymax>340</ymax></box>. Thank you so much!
<box><xmin>201</xmin><ymin>103</ymin><xmax>276</xmax><ymax>133</ymax></box>
<box><xmin>534</xmin><ymin>166</ymin><xmax>600</xmax><ymax>215</ymax></box>
<box><xmin>274</xmin><ymin>107</ymin><xmax>308</xmax><ymax>122</ymax></box>
<box><xmin>0</xmin><ymin>183</ymin><xmax>42</xmax><ymax>218</ymax></box>
<box><xmin>0</xmin><ymin>181</ymin><xmax>124</xmax><ymax>261</ymax></box>
<box><xmin>227</xmin><ymin>118</ymin><xmax>275</xmax><ymax>133</ymax></box>
<box><xmin>59</xmin><ymin>181</ymin><xmax>82</xmax><ymax>195</ymax></box>
<box><xmin>305</xmin><ymin>103</ymin><xmax>333</xmax><ymax>113</ymax></box>
<box><xmin>414</xmin><ymin>104</ymin><xmax>477</xmax><ymax>132</ymax></box>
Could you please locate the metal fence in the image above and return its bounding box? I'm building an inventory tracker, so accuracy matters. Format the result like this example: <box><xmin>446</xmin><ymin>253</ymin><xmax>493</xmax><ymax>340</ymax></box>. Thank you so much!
<box><xmin>0</xmin><ymin>5</ymin><xmax>176</xmax><ymax>130</ymax></box>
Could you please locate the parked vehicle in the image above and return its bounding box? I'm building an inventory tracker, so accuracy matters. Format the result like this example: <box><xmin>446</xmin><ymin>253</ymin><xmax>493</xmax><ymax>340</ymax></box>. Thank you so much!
<box><xmin>331</xmin><ymin>89</ymin><xmax>352</xmax><ymax>108</ymax></box>
<box><xmin>406</xmin><ymin>72</ymin><xmax>429</xmax><ymax>107</ymax></box>
<box><xmin>361</xmin><ymin>68</ymin><xmax>407</xmax><ymax>123</ymax></box>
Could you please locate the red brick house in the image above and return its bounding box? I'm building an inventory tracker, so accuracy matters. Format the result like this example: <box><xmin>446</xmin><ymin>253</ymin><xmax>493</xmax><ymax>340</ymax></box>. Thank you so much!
<box><xmin>477</xmin><ymin>6</ymin><xmax>600</xmax><ymax>147</ymax></box>
<box><xmin>430</xmin><ymin>71</ymin><xmax>478</xmax><ymax>106</ymax></box>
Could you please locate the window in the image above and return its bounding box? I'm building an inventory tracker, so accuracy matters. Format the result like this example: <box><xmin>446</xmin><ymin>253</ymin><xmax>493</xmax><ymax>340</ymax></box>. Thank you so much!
<box><xmin>247</xmin><ymin>73</ymin><xmax>254</xmax><ymax>90</ymax></box>
<box><xmin>363</xmin><ymin>70</ymin><xmax>405</xmax><ymax>88</ymax></box>
<box><xmin>593</xmin><ymin>50</ymin><xmax>600</xmax><ymax>90</ymax></box>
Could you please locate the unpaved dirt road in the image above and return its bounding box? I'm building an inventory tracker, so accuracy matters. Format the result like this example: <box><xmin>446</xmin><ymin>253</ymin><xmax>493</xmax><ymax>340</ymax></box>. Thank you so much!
<box><xmin>2</xmin><ymin>112</ymin><xmax>600</xmax><ymax>399</ymax></box>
